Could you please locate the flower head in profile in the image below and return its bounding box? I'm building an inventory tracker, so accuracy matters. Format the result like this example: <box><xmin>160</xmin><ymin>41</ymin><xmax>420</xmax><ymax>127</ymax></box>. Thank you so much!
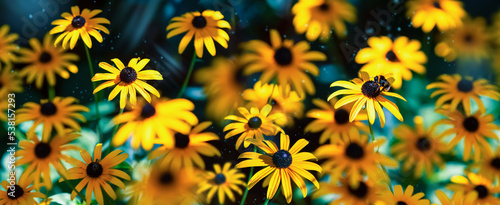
<box><xmin>314</xmin><ymin>177</ymin><xmax>387</xmax><ymax>205</ymax></box>
<box><xmin>0</xmin><ymin>172</ymin><xmax>45</xmax><ymax>205</ymax></box>
<box><xmin>18</xmin><ymin>34</ymin><xmax>79</xmax><ymax>89</ymax></box>
<box><xmin>446</xmin><ymin>172</ymin><xmax>500</xmax><ymax>205</ymax></box>
<box><xmin>292</xmin><ymin>0</ymin><xmax>356</xmax><ymax>41</ymax></box>
<box><xmin>406</xmin><ymin>0</ymin><xmax>466</xmax><ymax>33</ymax></box>
<box><xmin>92</xmin><ymin>57</ymin><xmax>163</xmax><ymax>109</ymax></box>
<box><xmin>50</xmin><ymin>6</ymin><xmax>110</xmax><ymax>49</ymax></box>
<box><xmin>197</xmin><ymin>162</ymin><xmax>246</xmax><ymax>204</ymax></box>
<box><xmin>236</xmin><ymin>133</ymin><xmax>322</xmax><ymax>203</ymax></box>
<box><xmin>167</xmin><ymin>10</ymin><xmax>230</xmax><ymax>57</ymax></box>
<box><xmin>329</xmin><ymin>72</ymin><xmax>406</xmax><ymax>127</ymax></box>
<box><xmin>379</xmin><ymin>185</ymin><xmax>430</xmax><ymax>205</ymax></box>
<box><xmin>0</xmin><ymin>25</ymin><xmax>19</xmax><ymax>66</ymax></box>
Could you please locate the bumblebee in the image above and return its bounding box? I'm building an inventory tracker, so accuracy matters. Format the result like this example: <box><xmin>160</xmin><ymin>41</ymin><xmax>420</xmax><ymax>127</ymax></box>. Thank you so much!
<box><xmin>373</xmin><ymin>75</ymin><xmax>391</xmax><ymax>92</ymax></box>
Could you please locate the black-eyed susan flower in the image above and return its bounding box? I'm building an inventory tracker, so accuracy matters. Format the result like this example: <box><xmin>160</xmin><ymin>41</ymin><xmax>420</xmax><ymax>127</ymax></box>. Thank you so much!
<box><xmin>406</xmin><ymin>0</ymin><xmax>465</xmax><ymax>33</ymax></box>
<box><xmin>112</xmin><ymin>98</ymin><xmax>198</xmax><ymax>150</ymax></box>
<box><xmin>391</xmin><ymin>116</ymin><xmax>448</xmax><ymax>178</ymax></box>
<box><xmin>435</xmin><ymin>190</ymin><xmax>478</xmax><ymax>205</ymax></box>
<box><xmin>314</xmin><ymin>177</ymin><xmax>387</xmax><ymax>205</ymax></box>
<box><xmin>435</xmin><ymin>17</ymin><xmax>491</xmax><ymax>62</ymax></box>
<box><xmin>243</xmin><ymin>81</ymin><xmax>304</xmax><ymax>127</ymax></box>
<box><xmin>315</xmin><ymin>128</ymin><xmax>398</xmax><ymax>187</ymax></box>
<box><xmin>291</xmin><ymin>0</ymin><xmax>356</xmax><ymax>41</ymax></box>
<box><xmin>356</xmin><ymin>36</ymin><xmax>427</xmax><ymax>89</ymax></box>
<box><xmin>17</xmin><ymin>130</ymin><xmax>81</xmax><ymax>190</ymax></box>
<box><xmin>0</xmin><ymin>25</ymin><xmax>18</xmax><ymax>65</ymax></box>
<box><xmin>167</xmin><ymin>10</ymin><xmax>230</xmax><ymax>57</ymax></box>
<box><xmin>0</xmin><ymin>172</ymin><xmax>45</xmax><ymax>205</ymax></box>
<box><xmin>329</xmin><ymin>71</ymin><xmax>406</xmax><ymax>127</ymax></box>
<box><xmin>17</xmin><ymin>97</ymin><xmax>89</xmax><ymax>141</ymax></box>
<box><xmin>197</xmin><ymin>162</ymin><xmax>246</xmax><ymax>204</ymax></box>
<box><xmin>241</xmin><ymin>29</ymin><xmax>326</xmax><ymax>96</ymax></box>
<box><xmin>50</xmin><ymin>6</ymin><xmax>110</xmax><ymax>49</ymax></box>
<box><xmin>194</xmin><ymin>57</ymin><xmax>245</xmax><ymax>122</ymax></box>
<box><xmin>149</xmin><ymin>121</ymin><xmax>221</xmax><ymax>172</ymax></box>
<box><xmin>474</xmin><ymin>146</ymin><xmax>500</xmax><ymax>182</ymax></box>
<box><xmin>379</xmin><ymin>185</ymin><xmax>430</xmax><ymax>205</ymax></box>
<box><xmin>91</xmin><ymin>57</ymin><xmax>163</xmax><ymax>109</ymax></box>
<box><xmin>236</xmin><ymin>133</ymin><xmax>322</xmax><ymax>203</ymax></box>
<box><xmin>436</xmin><ymin>108</ymin><xmax>499</xmax><ymax>161</ymax></box>
<box><xmin>64</xmin><ymin>143</ymin><xmax>130</xmax><ymax>205</ymax></box>
<box><xmin>224</xmin><ymin>104</ymin><xmax>286</xmax><ymax>149</ymax></box>
<box><xmin>305</xmin><ymin>98</ymin><xmax>369</xmax><ymax>144</ymax></box>
<box><xmin>0</xmin><ymin>66</ymin><xmax>23</xmax><ymax>97</ymax></box>
<box><xmin>447</xmin><ymin>173</ymin><xmax>500</xmax><ymax>204</ymax></box>
<box><xmin>427</xmin><ymin>74</ymin><xmax>500</xmax><ymax>114</ymax></box>
<box><xmin>17</xmin><ymin>34</ymin><xmax>79</xmax><ymax>89</ymax></box>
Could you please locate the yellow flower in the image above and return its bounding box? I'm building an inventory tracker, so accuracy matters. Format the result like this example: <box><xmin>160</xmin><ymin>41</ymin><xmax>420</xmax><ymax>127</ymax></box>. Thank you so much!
<box><xmin>112</xmin><ymin>98</ymin><xmax>198</xmax><ymax>150</ymax></box>
<box><xmin>0</xmin><ymin>25</ymin><xmax>18</xmax><ymax>66</ymax></box>
<box><xmin>291</xmin><ymin>0</ymin><xmax>356</xmax><ymax>41</ymax></box>
<box><xmin>16</xmin><ymin>97</ymin><xmax>89</xmax><ymax>141</ymax></box>
<box><xmin>0</xmin><ymin>172</ymin><xmax>45</xmax><ymax>205</ymax></box>
<box><xmin>427</xmin><ymin>74</ymin><xmax>500</xmax><ymax>116</ymax></box>
<box><xmin>241</xmin><ymin>29</ymin><xmax>326</xmax><ymax>96</ymax></box>
<box><xmin>474</xmin><ymin>146</ymin><xmax>500</xmax><ymax>182</ymax></box>
<box><xmin>91</xmin><ymin>57</ymin><xmax>163</xmax><ymax>109</ymax></box>
<box><xmin>149</xmin><ymin>121</ymin><xmax>221</xmax><ymax>172</ymax></box>
<box><xmin>17</xmin><ymin>130</ymin><xmax>81</xmax><ymax>190</ymax></box>
<box><xmin>315</xmin><ymin>128</ymin><xmax>398</xmax><ymax>187</ymax></box>
<box><xmin>167</xmin><ymin>10</ymin><xmax>230</xmax><ymax>58</ymax></box>
<box><xmin>0</xmin><ymin>65</ymin><xmax>23</xmax><ymax>97</ymax></box>
<box><xmin>356</xmin><ymin>36</ymin><xmax>427</xmax><ymax>89</ymax></box>
<box><xmin>391</xmin><ymin>116</ymin><xmax>448</xmax><ymax>178</ymax></box>
<box><xmin>64</xmin><ymin>143</ymin><xmax>130</xmax><ymax>205</ymax></box>
<box><xmin>314</xmin><ymin>177</ymin><xmax>387</xmax><ymax>205</ymax></box>
<box><xmin>305</xmin><ymin>98</ymin><xmax>369</xmax><ymax>144</ymax></box>
<box><xmin>378</xmin><ymin>185</ymin><xmax>430</xmax><ymax>205</ymax></box>
<box><xmin>328</xmin><ymin>71</ymin><xmax>406</xmax><ymax>127</ymax></box>
<box><xmin>243</xmin><ymin>81</ymin><xmax>304</xmax><ymax>127</ymax></box>
<box><xmin>224</xmin><ymin>104</ymin><xmax>286</xmax><ymax>149</ymax></box>
<box><xmin>435</xmin><ymin>17</ymin><xmax>491</xmax><ymax>61</ymax></box>
<box><xmin>50</xmin><ymin>6</ymin><xmax>110</xmax><ymax>49</ymax></box>
<box><xmin>18</xmin><ymin>34</ymin><xmax>79</xmax><ymax>89</ymax></box>
<box><xmin>406</xmin><ymin>0</ymin><xmax>466</xmax><ymax>33</ymax></box>
<box><xmin>0</xmin><ymin>100</ymin><xmax>7</xmax><ymax>122</ymax></box>
<box><xmin>197</xmin><ymin>162</ymin><xmax>246</xmax><ymax>204</ymax></box>
<box><xmin>447</xmin><ymin>172</ymin><xmax>500</xmax><ymax>205</ymax></box>
<box><xmin>435</xmin><ymin>190</ymin><xmax>478</xmax><ymax>205</ymax></box>
<box><xmin>236</xmin><ymin>133</ymin><xmax>322</xmax><ymax>203</ymax></box>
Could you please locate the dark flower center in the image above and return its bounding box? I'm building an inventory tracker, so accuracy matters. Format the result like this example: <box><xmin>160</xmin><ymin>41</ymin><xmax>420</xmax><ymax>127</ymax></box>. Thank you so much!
<box><xmin>397</xmin><ymin>202</ymin><xmax>408</xmax><ymax>205</ymax></box>
<box><xmin>416</xmin><ymin>137</ymin><xmax>431</xmax><ymax>151</ymax></box>
<box><xmin>174</xmin><ymin>133</ymin><xmax>190</xmax><ymax>149</ymax></box>
<box><xmin>345</xmin><ymin>143</ymin><xmax>364</xmax><ymax>160</ymax></box>
<box><xmin>474</xmin><ymin>185</ymin><xmax>489</xmax><ymax>198</ymax></box>
<box><xmin>34</xmin><ymin>142</ymin><xmax>52</xmax><ymax>159</ymax></box>
<box><xmin>319</xmin><ymin>3</ymin><xmax>330</xmax><ymax>11</ymax></box>
<box><xmin>192</xmin><ymin>16</ymin><xmax>207</xmax><ymax>28</ymax></box>
<box><xmin>361</xmin><ymin>81</ymin><xmax>381</xmax><ymax>98</ymax></box>
<box><xmin>433</xmin><ymin>1</ymin><xmax>441</xmax><ymax>9</ymax></box>
<box><xmin>214</xmin><ymin>173</ymin><xmax>226</xmax><ymax>185</ymax></box>
<box><xmin>40</xmin><ymin>102</ymin><xmax>57</xmax><ymax>116</ymax></box>
<box><xmin>347</xmin><ymin>181</ymin><xmax>368</xmax><ymax>198</ymax></box>
<box><xmin>272</xmin><ymin>150</ymin><xmax>293</xmax><ymax>168</ymax></box>
<box><xmin>140</xmin><ymin>103</ymin><xmax>156</xmax><ymax>118</ymax></box>
<box><xmin>7</xmin><ymin>185</ymin><xmax>24</xmax><ymax>200</ymax></box>
<box><xmin>490</xmin><ymin>157</ymin><xmax>500</xmax><ymax>170</ymax></box>
<box><xmin>386</xmin><ymin>50</ymin><xmax>400</xmax><ymax>62</ymax></box>
<box><xmin>86</xmin><ymin>162</ymin><xmax>103</xmax><ymax>178</ymax></box>
<box><xmin>334</xmin><ymin>109</ymin><xmax>349</xmax><ymax>124</ymax></box>
<box><xmin>71</xmin><ymin>16</ymin><xmax>86</xmax><ymax>28</ymax></box>
<box><xmin>120</xmin><ymin>67</ymin><xmax>137</xmax><ymax>84</ymax></box>
<box><xmin>38</xmin><ymin>52</ymin><xmax>52</xmax><ymax>63</ymax></box>
<box><xmin>159</xmin><ymin>172</ymin><xmax>174</xmax><ymax>185</ymax></box>
<box><xmin>247</xmin><ymin>117</ymin><xmax>262</xmax><ymax>129</ymax></box>
<box><xmin>463</xmin><ymin>116</ymin><xmax>479</xmax><ymax>132</ymax></box>
<box><xmin>457</xmin><ymin>79</ymin><xmax>473</xmax><ymax>92</ymax></box>
<box><xmin>464</xmin><ymin>34</ymin><xmax>474</xmax><ymax>43</ymax></box>
<box><xmin>274</xmin><ymin>47</ymin><xmax>293</xmax><ymax>66</ymax></box>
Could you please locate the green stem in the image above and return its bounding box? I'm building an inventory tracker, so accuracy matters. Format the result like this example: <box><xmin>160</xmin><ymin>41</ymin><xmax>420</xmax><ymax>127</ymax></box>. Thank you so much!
<box><xmin>177</xmin><ymin>52</ymin><xmax>197</xmax><ymax>98</ymax></box>
<box><xmin>240</xmin><ymin>146</ymin><xmax>257</xmax><ymax>205</ymax></box>
<box><xmin>48</xmin><ymin>85</ymin><xmax>55</xmax><ymax>100</ymax></box>
<box><xmin>368</xmin><ymin>122</ymin><xmax>375</xmax><ymax>142</ymax></box>
<box><xmin>85</xmin><ymin>46</ymin><xmax>102</xmax><ymax>142</ymax></box>
<box><xmin>262</xmin><ymin>198</ymin><xmax>270</xmax><ymax>205</ymax></box>
<box><xmin>266</xmin><ymin>78</ymin><xmax>278</xmax><ymax>105</ymax></box>
<box><xmin>368</xmin><ymin>122</ymin><xmax>393</xmax><ymax>192</ymax></box>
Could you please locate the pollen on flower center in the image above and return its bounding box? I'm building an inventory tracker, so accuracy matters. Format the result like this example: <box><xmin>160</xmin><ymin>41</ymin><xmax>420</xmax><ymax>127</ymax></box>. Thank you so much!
<box><xmin>345</xmin><ymin>143</ymin><xmax>364</xmax><ymax>159</ymax></box>
<box><xmin>347</xmin><ymin>181</ymin><xmax>368</xmax><ymax>198</ymax></box>
<box><xmin>397</xmin><ymin>201</ymin><xmax>408</xmax><ymax>205</ymax></box>
<box><xmin>361</xmin><ymin>81</ymin><xmax>381</xmax><ymax>98</ymax></box>
<box><xmin>416</xmin><ymin>137</ymin><xmax>431</xmax><ymax>151</ymax></box>
<box><xmin>457</xmin><ymin>79</ymin><xmax>473</xmax><ymax>92</ymax></box>
<box><xmin>40</xmin><ymin>102</ymin><xmax>57</xmax><ymax>116</ymax></box>
<box><xmin>159</xmin><ymin>172</ymin><xmax>174</xmax><ymax>185</ymax></box>
<box><xmin>385</xmin><ymin>50</ymin><xmax>400</xmax><ymax>62</ymax></box>
<box><xmin>7</xmin><ymin>185</ymin><xmax>24</xmax><ymax>199</ymax></box>
<box><xmin>120</xmin><ymin>67</ymin><xmax>138</xmax><ymax>84</ymax></box>
<box><xmin>474</xmin><ymin>185</ymin><xmax>489</xmax><ymax>198</ymax></box>
<box><xmin>334</xmin><ymin>109</ymin><xmax>349</xmax><ymax>124</ymax></box>
<box><xmin>174</xmin><ymin>133</ymin><xmax>190</xmax><ymax>149</ymax></box>
<box><xmin>141</xmin><ymin>103</ymin><xmax>156</xmax><ymax>118</ymax></box>
<box><xmin>272</xmin><ymin>150</ymin><xmax>293</xmax><ymax>168</ymax></box>
<box><xmin>274</xmin><ymin>47</ymin><xmax>293</xmax><ymax>66</ymax></box>
<box><xmin>86</xmin><ymin>162</ymin><xmax>104</xmax><ymax>178</ymax></box>
<box><xmin>490</xmin><ymin>157</ymin><xmax>500</xmax><ymax>170</ymax></box>
<box><xmin>192</xmin><ymin>16</ymin><xmax>207</xmax><ymax>28</ymax></box>
<box><xmin>34</xmin><ymin>142</ymin><xmax>52</xmax><ymax>159</ymax></box>
<box><xmin>463</xmin><ymin>116</ymin><xmax>479</xmax><ymax>132</ymax></box>
<box><xmin>247</xmin><ymin>116</ymin><xmax>262</xmax><ymax>129</ymax></box>
<box><xmin>214</xmin><ymin>173</ymin><xmax>226</xmax><ymax>185</ymax></box>
<box><xmin>39</xmin><ymin>52</ymin><xmax>52</xmax><ymax>63</ymax></box>
<box><xmin>71</xmin><ymin>15</ymin><xmax>86</xmax><ymax>28</ymax></box>
<box><xmin>318</xmin><ymin>3</ymin><xmax>330</xmax><ymax>11</ymax></box>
